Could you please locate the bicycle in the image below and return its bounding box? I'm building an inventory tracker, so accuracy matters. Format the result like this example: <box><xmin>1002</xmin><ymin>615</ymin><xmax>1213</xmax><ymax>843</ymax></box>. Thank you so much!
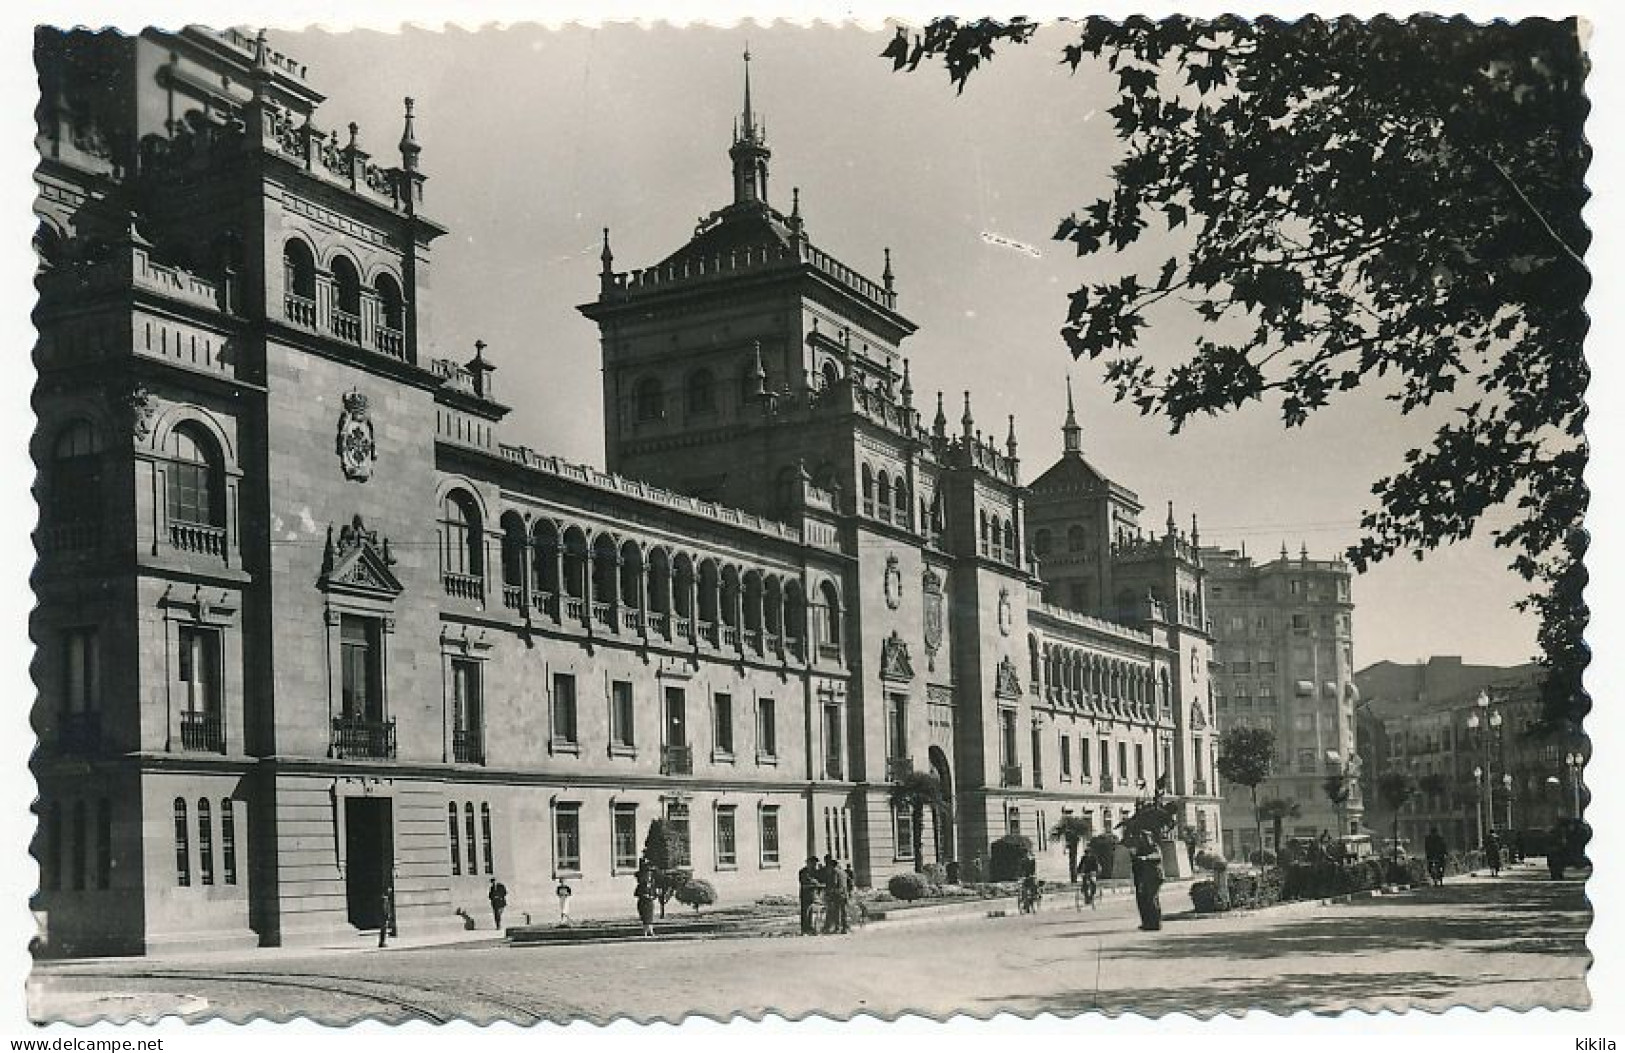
<box><xmin>1074</xmin><ymin>873</ymin><xmax>1099</xmax><ymax>911</ymax></box>
<box><xmin>1017</xmin><ymin>880</ymin><xmax>1043</xmax><ymax>915</ymax></box>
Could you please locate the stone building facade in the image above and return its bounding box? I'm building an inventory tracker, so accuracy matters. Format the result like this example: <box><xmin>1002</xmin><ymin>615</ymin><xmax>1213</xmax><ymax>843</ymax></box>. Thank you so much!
<box><xmin>1354</xmin><ymin>657</ymin><xmax>1577</xmax><ymax>852</ymax></box>
<box><xmin>30</xmin><ymin>27</ymin><xmax>1221</xmax><ymax>956</ymax></box>
<box><xmin>1200</xmin><ymin>546</ymin><xmax>1364</xmax><ymax>855</ymax></box>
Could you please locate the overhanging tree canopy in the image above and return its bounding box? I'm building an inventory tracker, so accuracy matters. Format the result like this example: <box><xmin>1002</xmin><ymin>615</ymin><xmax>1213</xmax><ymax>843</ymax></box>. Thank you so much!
<box><xmin>885</xmin><ymin>16</ymin><xmax>1589</xmax><ymax>730</ymax></box>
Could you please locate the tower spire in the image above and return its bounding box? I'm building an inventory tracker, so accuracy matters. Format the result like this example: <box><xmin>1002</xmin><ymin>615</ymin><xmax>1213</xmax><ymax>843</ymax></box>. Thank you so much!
<box><xmin>1062</xmin><ymin>374</ymin><xmax>1082</xmax><ymax>455</ymax></box>
<box><xmin>729</xmin><ymin>47</ymin><xmax>771</xmax><ymax>206</ymax></box>
<box><xmin>398</xmin><ymin>96</ymin><xmax>420</xmax><ymax>171</ymax></box>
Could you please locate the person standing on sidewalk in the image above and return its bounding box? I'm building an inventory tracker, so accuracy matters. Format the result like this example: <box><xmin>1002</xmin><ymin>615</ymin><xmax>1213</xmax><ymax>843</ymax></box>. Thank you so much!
<box><xmin>555</xmin><ymin>878</ymin><xmax>574</xmax><ymax>925</ymax></box>
<box><xmin>1483</xmin><ymin>830</ymin><xmax>1503</xmax><ymax>877</ymax></box>
<box><xmin>798</xmin><ymin>856</ymin><xmax>823</xmax><ymax>935</ymax></box>
<box><xmin>822</xmin><ymin>855</ymin><xmax>849</xmax><ymax>934</ymax></box>
<box><xmin>488</xmin><ymin>877</ymin><xmax>508</xmax><ymax>930</ymax></box>
<box><xmin>1130</xmin><ymin>833</ymin><xmax>1164</xmax><ymax>931</ymax></box>
<box><xmin>1424</xmin><ymin>828</ymin><xmax>1448</xmax><ymax>887</ymax></box>
<box><xmin>634</xmin><ymin>864</ymin><xmax>658</xmax><ymax>938</ymax></box>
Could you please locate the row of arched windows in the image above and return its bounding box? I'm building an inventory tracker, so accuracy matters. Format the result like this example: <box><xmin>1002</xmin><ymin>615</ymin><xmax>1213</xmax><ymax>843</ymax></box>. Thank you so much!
<box><xmin>449</xmin><ymin>801</ymin><xmax>496</xmax><ymax>877</ymax></box>
<box><xmin>980</xmin><ymin>509</ymin><xmax>1019</xmax><ymax>565</ymax></box>
<box><xmin>631</xmin><ymin>362</ymin><xmax>762</xmax><ymax>424</ymax></box>
<box><xmin>281</xmin><ymin>238</ymin><xmax>405</xmax><ymax>354</ymax></box>
<box><xmin>1032</xmin><ymin>524</ymin><xmax>1091</xmax><ymax>558</ymax></box>
<box><xmin>172</xmin><ymin>797</ymin><xmax>238</xmax><ymax>888</ymax></box>
<box><xmin>40</xmin><ymin>798</ymin><xmax>111</xmax><ymax>893</ymax></box>
<box><xmin>1029</xmin><ymin>634</ymin><xmax>1171</xmax><ymax>715</ymax></box>
<box><xmin>440</xmin><ymin>489</ymin><xmax>844</xmax><ymax>658</ymax></box>
<box><xmin>41</xmin><ymin>417</ymin><xmax>227</xmax><ymax>555</ymax></box>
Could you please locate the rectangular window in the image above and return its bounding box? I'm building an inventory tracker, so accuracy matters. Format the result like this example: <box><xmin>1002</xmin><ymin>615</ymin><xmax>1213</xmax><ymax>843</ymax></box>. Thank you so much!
<box><xmin>198</xmin><ymin>800</ymin><xmax>214</xmax><ymax>886</ymax></box>
<box><xmin>666</xmin><ymin>802</ymin><xmax>692</xmax><ymax>866</ymax></box>
<box><xmin>173</xmin><ymin>799</ymin><xmax>190</xmax><ymax>887</ymax></box>
<box><xmin>1006</xmin><ymin>806</ymin><xmax>1020</xmax><ymax>837</ymax></box>
<box><xmin>894</xmin><ymin>805</ymin><xmax>915</xmax><ymax>860</ymax></box>
<box><xmin>481</xmin><ymin>803</ymin><xmax>495</xmax><ymax>874</ymax></box>
<box><xmin>664</xmin><ymin>686</ymin><xmax>687</xmax><ymax>748</ymax></box>
<box><xmin>63</xmin><ymin>627</ymin><xmax>100</xmax><ymax>714</ymax></box>
<box><xmin>715</xmin><ymin>806</ymin><xmax>737</xmax><ymax>869</ymax></box>
<box><xmin>1099</xmin><ymin>738</ymin><xmax>1111</xmax><ymax>777</ymax></box>
<box><xmin>554</xmin><ymin>804</ymin><xmax>581</xmax><ymax>873</ymax></box>
<box><xmin>1031</xmin><ymin>725</ymin><xmax>1044</xmax><ymax>787</ymax></box>
<box><xmin>822</xmin><ymin>702</ymin><xmax>842</xmax><ymax>779</ymax></box>
<box><xmin>756</xmin><ymin>698</ymin><xmax>777</xmax><ymax>759</ymax></box>
<box><xmin>552</xmin><ymin>673</ymin><xmax>578</xmax><ymax>746</ymax></box>
<box><xmin>339</xmin><ymin>615</ymin><xmax>383</xmax><ymax>720</ymax></box>
<box><xmin>1118</xmin><ymin>741</ymin><xmax>1129</xmax><ymax>780</ymax></box>
<box><xmin>760</xmin><ymin>806</ymin><xmax>781</xmax><ymax>866</ymax></box>
<box><xmin>1060</xmin><ymin>734</ymin><xmax>1072</xmax><ymax>779</ymax></box>
<box><xmin>611</xmin><ymin>680</ymin><xmax>635</xmax><ymax>749</ymax></box>
<box><xmin>168</xmin><ymin>461</ymin><xmax>214</xmax><ymax>526</ymax></box>
<box><xmin>612</xmin><ymin>804</ymin><xmax>638</xmax><ymax>871</ymax></box>
<box><xmin>1135</xmin><ymin>743</ymin><xmax>1145</xmax><ymax>781</ymax></box>
<box><xmin>178</xmin><ymin>626</ymin><xmax>222</xmax><ymax>715</ymax></box>
<box><xmin>885</xmin><ymin>693</ymin><xmax>907</xmax><ymax>760</ymax></box>
<box><xmin>1080</xmin><ymin>738</ymin><xmax>1092</xmax><ymax>778</ymax></box>
<box><xmin>452</xmin><ymin>658</ymin><xmax>482</xmax><ymax>763</ymax></box>
<box><xmin>999</xmin><ymin>708</ymin><xmax>1018</xmax><ymax>768</ymax></box>
<box><xmin>713</xmin><ymin>692</ymin><xmax>734</xmax><ymax>755</ymax></box>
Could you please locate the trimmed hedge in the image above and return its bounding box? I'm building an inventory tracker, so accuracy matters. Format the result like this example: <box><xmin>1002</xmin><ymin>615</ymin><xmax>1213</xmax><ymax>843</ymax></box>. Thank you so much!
<box><xmin>990</xmin><ymin>834</ymin><xmax>1035</xmax><ymax>882</ymax></box>
<box><xmin>887</xmin><ymin>872</ymin><xmax>930</xmax><ymax>901</ymax></box>
<box><xmin>1191</xmin><ymin>868</ymin><xmax>1283</xmax><ymax>913</ymax></box>
<box><xmin>1194</xmin><ymin>855</ymin><xmax>1448</xmax><ymax>914</ymax></box>
<box><xmin>675</xmin><ymin>877</ymin><xmax>718</xmax><ymax>912</ymax></box>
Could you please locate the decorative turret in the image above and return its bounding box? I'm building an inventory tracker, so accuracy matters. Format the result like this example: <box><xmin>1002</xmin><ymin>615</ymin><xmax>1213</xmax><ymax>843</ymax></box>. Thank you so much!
<box><xmin>729</xmin><ymin>49</ymin><xmax>771</xmax><ymax>206</ymax></box>
<box><xmin>933</xmin><ymin>392</ymin><xmax>948</xmax><ymax>440</ymax></box>
<box><xmin>961</xmin><ymin>391</ymin><xmax>974</xmax><ymax>438</ymax></box>
<box><xmin>1166</xmin><ymin>501</ymin><xmax>1177</xmax><ymax>538</ymax></box>
<box><xmin>398</xmin><ymin>96</ymin><xmax>421</xmax><ymax>172</ymax></box>
<box><xmin>883</xmin><ymin>247</ymin><xmax>895</xmax><ymax>294</ymax></box>
<box><xmin>599</xmin><ymin>228</ymin><xmax>615</xmax><ymax>292</ymax></box>
<box><xmin>1062</xmin><ymin>374</ymin><xmax>1082</xmax><ymax>455</ymax></box>
<box><xmin>1006</xmin><ymin>414</ymin><xmax>1018</xmax><ymax>461</ymax></box>
<box><xmin>900</xmin><ymin>358</ymin><xmax>913</xmax><ymax>408</ymax></box>
<box><xmin>1191</xmin><ymin>512</ymin><xmax>1201</xmax><ymax>550</ymax></box>
<box><xmin>789</xmin><ymin>187</ymin><xmax>804</xmax><ymax>242</ymax></box>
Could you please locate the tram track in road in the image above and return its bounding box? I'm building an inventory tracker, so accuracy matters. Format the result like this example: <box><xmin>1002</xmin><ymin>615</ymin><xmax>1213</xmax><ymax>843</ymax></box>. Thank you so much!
<box><xmin>85</xmin><ymin>967</ymin><xmax>555</xmax><ymax>1025</ymax></box>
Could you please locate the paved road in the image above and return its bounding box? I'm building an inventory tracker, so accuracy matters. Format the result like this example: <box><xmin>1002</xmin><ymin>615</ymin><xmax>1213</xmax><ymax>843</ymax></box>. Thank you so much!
<box><xmin>31</xmin><ymin>868</ymin><xmax>1590</xmax><ymax>1023</ymax></box>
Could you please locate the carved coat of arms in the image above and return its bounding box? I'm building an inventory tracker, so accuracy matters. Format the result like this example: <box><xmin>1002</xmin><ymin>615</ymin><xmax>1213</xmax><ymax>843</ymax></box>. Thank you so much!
<box><xmin>884</xmin><ymin>554</ymin><xmax>902</xmax><ymax>610</ymax></box>
<box><xmin>922</xmin><ymin>567</ymin><xmax>944</xmax><ymax>671</ymax></box>
<box><xmin>336</xmin><ymin>389</ymin><xmax>377</xmax><ymax>482</ymax></box>
<box><xmin>880</xmin><ymin>631</ymin><xmax>915</xmax><ymax>682</ymax></box>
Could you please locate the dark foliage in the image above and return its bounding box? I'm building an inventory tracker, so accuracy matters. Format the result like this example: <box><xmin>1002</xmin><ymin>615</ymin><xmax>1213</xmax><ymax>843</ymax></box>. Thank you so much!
<box><xmin>990</xmin><ymin>833</ymin><xmax>1036</xmax><ymax>881</ymax></box>
<box><xmin>884</xmin><ymin>16</ymin><xmax>1590</xmax><ymax>731</ymax></box>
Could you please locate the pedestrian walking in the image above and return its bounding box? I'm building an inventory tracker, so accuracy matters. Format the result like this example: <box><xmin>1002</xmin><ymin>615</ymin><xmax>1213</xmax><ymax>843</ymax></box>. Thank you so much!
<box><xmin>488</xmin><ymin>877</ymin><xmax>508</xmax><ymax>929</ymax></box>
<box><xmin>1129</xmin><ymin>833</ymin><xmax>1164</xmax><ymax>931</ymax></box>
<box><xmin>555</xmin><ymin>878</ymin><xmax>574</xmax><ymax>925</ymax></box>
<box><xmin>797</xmin><ymin>856</ymin><xmax>822</xmax><ymax>935</ymax></box>
<box><xmin>1424</xmin><ymin>828</ymin><xmax>1448</xmax><ymax>886</ymax></box>
<box><xmin>634</xmin><ymin>865</ymin><xmax>657</xmax><ymax>938</ymax></box>
<box><xmin>1483</xmin><ymin>830</ymin><xmax>1502</xmax><ymax>877</ymax></box>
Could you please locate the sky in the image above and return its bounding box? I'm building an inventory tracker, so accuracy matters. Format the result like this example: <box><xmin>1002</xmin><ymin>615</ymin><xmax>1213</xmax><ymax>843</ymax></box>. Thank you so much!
<box><xmin>278</xmin><ymin>22</ymin><xmax>1544</xmax><ymax>670</ymax></box>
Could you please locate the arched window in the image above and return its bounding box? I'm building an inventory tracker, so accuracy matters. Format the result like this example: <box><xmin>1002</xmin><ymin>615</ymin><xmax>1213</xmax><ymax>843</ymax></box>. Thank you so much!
<box><xmin>784</xmin><ymin>581</ymin><xmax>806</xmax><ymax>653</ymax></box>
<box><xmin>893</xmin><ymin>479</ymin><xmax>909</xmax><ymax>526</ymax></box>
<box><xmin>533</xmin><ymin>521</ymin><xmax>562</xmax><ymax>601</ymax></box>
<box><xmin>500</xmin><ymin>512</ymin><xmax>527</xmax><ymax>605</ymax></box>
<box><xmin>619</xmin><ymin>540</ymin><xmax>644</xmax><ymax>610</ymax></box>
<box><xmin>330</xmin><ymin>256</ymin><xmax>362</xmax><ymax>343</ymax></box>
<box><xmin>168</xmin><ymin>423</ymin><xmax>224</xmax><ymax>528</ymax></box>
<box><xmin>1002</xmin><ymin>518</ymin><xmax>1017</xmax><ymax>563</ymax></box>
<box><xmin>440</xmin><ymin>491</ymin><xmax>483</xmax><ymax>579</ymax></box>
<box><xmin>220</xmin><ymin>798</ymin><xmax>236</xmax><ymax>886</ymax></box>
<box><xmin>464</xmin><ymin>802</ymin><xmax>479</xmax><ymax>876</ymax></box>
<box><xmin>634</xmin><ymin>376</ymin><xmax>664</xmax><ymax>422</ymax></box>
<box><xmin>818</xmin><ymin>581</ymin><xmax>841</xmax><ymax>650</ymax></box>
<box><xmin>686</xmin><ymin>369</ymin><xmax>716</xmax><ymax>415</ymax></box>
<box><xmin>876</xmin><ymin>471</ymin><xmax>892</xmax><ymax>523</ymax></box>
<box><xmin>374</xmin><ymin>273</ymin><xmax>405</xmax><ymax>356</ymax></box>
<box><xmin>49</xmin><ymin>420</ymin><xmax>102</xmax><ymax>549</ymax></box>
<box><xmin>1029</xmin><ymin>635</ymin><xmax>1041</xmax><ymax>687</ymax></box>
<box><xmin>481</xmin><ymin>803</ymin><xmax>495</xmax><ymax>874</ymax></box>
<box><xmin>283</xmin><ymin>239</ymin><xmax>316</xmax><ymax>299</ymax></box>
<box><xmin>673</xmin><ymin>554</ymin><xmax>696</xmax><ymax>620</ymax></box>
<box><xmin>448</xmin><ymin>802</ymin><xmax>462</xmax><ymax>875</ymax></box>
<box><xmin>821</xmin><ymin>360</ymin><xmax>841</xmax><ymax>391</ymax></box>
<box><xmin>979</xmin><ymin>510</ymin><xmax>990</xmax><ymax>555</ymax></box>
<box><xmin>1034</xmin><ymin>528</ymin><xmax>1052</xmax><ymax>557</ymax></box>
<box><xmin>563</xmin><ymin>527</ymin><xmax>589</xmax><ymax>602</ymax></box>
<box><xmin>197</xmin><ymin>798</ymin><xmax>214</xmax><ymax>886</ymax></box>
<box><xmin>861</xmin><ymin>464</ymin><xmax>875</xmax><ymax>517</ymax></box>
<box><xmin>591</xmin><ymin>535</ymin><xmax>619</xmax><ymax>614</ymax></box>
<box><xmin>1068</xmin><ymin>524</ymin><xmax>1088</xmax><ymax>552</ymax></box>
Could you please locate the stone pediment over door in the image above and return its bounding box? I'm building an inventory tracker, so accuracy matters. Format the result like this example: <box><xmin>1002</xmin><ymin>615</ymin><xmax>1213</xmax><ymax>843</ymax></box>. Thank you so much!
<box><xmin>319</xmin><ymin>515</ymin><xmax>403</xmax><ymax>599</ymax></box>
<box><xmin>993</xmin><ymin>656</ymin><xmax>1023</xmax><ymax>699</ymax></box>
<box><xmin>880</xmin><ymin>631</ymin><xmax>915</xmax><ymax>682</ymax></box>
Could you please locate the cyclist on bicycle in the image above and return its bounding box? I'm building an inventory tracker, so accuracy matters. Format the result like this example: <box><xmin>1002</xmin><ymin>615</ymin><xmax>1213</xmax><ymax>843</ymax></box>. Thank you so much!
<box><xmin>1018</xmin><ymin>872</ymin><xmax>1042</xmax><ymax>914</ymax></box>
<box><xmin>1077</xmin><ymin>850</ymin><xmax>1101</xmax><ymax>908</ymax></box>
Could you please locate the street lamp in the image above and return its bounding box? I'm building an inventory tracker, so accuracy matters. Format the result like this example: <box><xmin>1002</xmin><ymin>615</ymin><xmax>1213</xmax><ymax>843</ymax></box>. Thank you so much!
<box><xmin>1564</xmin><ymin>751</ymin><xmax>1584</xmax><ymax>817</ymax></box>
<box><xmin>1472</xmin><ymin>764</ymin><xmax>1485</xmax><ymax>848</ymax></box>
<box><xmin>1501</xmin><ymin>772</ymin><xmax>1514</xmax><ymax>831</ymax></box>
<box><xmin>1325</xmin><ymin>749</ymin><xmax>1351</xmax><ymax>835</ymax></box>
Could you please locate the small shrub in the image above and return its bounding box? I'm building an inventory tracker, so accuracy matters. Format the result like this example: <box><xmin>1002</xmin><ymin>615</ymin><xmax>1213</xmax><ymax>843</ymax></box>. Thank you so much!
<box><xmin>674</xmin><ymin>877</ymin><xmax>717</xmax><ymax>913</ymax></box>
<box><xmin>1087</xmin><ymin>833</ymin><xmax>1121</xmax><ymax>878</ymax></box>
<box><xmin>959</xmin><ymin>855</ymin><xmax>986</xmax><ymax>884</ymax></box>
<box><xmin>755</xmin><ymin>894</ymin><xmax>795</xmax><ymax>908</ymax></box>
<box><xmin>990</xmin><ymin>834</ymin><xmax>1036</xmax><ymax>882</ymax></box>
<box><xmin>1193</xmin><ymin>849</ymin><xmax>1227</xmax><ymax>872</ymax></box>
<box><xmin>1247</xmin><ymin>849</ymin><xmax>1278</xmax><ymax>866</ymax></box>
<box><xmin>888</xmin><ymin>872</ymin><xmax>930</xmax><ymax>901</ymax></box>
<box><xmin>1190</xmin><ymin>879</ymin><xmax>1225</xmax><ymax>913</ymax></box>
<box><xmin>919</xmin><ymin>862</ymin><xmax>949</xmax><ymax>885</ymax></box>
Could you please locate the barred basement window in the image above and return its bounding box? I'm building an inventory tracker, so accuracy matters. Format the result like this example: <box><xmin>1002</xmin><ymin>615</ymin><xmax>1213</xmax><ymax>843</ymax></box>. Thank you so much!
<box><xmin>173</xmin><ymin>798</ymin><xmax>190</xmax><ymax>887</ymax></box>
<box><xmin>198</xmin><ymin>798</ymin><xmax>214</xmax><ymax>886</ymax></box>
<box><xmin>760</xmin><ymin>806</ymin><xmax>780</xmax><ymax>866</ymax></box>
<box><xmin>481</xmin><ymin>803</ymin><xmax>495</xmax><ymax>874</ymax></box>
<box><xmin>715</xmin><ymin>806</ymin><xmax>738</xmax><ymax>869</ymax></box>
<box><xmin>221</xmin><ymin>798</ymin><xmax>237</xmax><ymax>885</ymax></box>
<box><xmin>612</xmin><ymin>804</ymin><xmax>639</xmax><ymax>871</ymax></box>
<box><xmin>448</xmin><ymin>803</ymin><xmax>462</xmax><ymax>876</ymax></box>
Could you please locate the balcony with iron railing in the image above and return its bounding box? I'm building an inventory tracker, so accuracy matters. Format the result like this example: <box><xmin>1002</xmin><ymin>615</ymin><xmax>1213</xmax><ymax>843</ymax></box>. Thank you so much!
<box><xmin>1001</xmin><ymin>763</ymin><xmax>1024</xmax><ymax>788</ymax></box>
<box><xmin>453</xmin><ymin>726</ymin><xmax>485</xmax><ymax>765</ymax></box>
<box><xmin>661</xmin><ymin>743</ymin><xmax>693</xmax><ymax>776</ymax></box>
<box><xmin>170</xmin><ymin>521</ymin><xmax>227</xmax><ymax>559</ymax></box>
<box><xmin>886</xmin><ymin>756</ymin><xmax>914</xmax><ymax>782</ymax></box>
<box><xmin>180</xmin><ymin>710</ymin><xmax>224</xmax><ymax>753</ymax></box>
<box><xmin>57</xmin><ymin>711</ymin><xmax>102</xmax><ymax>754</ymax></box>
<box><xmin>443</xmin><ymin>571</ymin><xmax>484</xmax><ymax>603</ymax></box>
<box><xmin>331</xmin><ymin>715</ymin><xmax>396</xmax><ymax>760</ymax></box>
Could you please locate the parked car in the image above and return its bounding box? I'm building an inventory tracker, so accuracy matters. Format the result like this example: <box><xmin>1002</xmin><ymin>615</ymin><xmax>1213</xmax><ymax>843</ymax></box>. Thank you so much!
<box><xmin>1380</xmin><ymin>838</ymin><xmax>1411</xmax><ymax>860</ymax></box>
<box><xmin>1338</xmin><ymin>834</ymin><xmax>1375</xmax><ymax>860</ymax></box>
